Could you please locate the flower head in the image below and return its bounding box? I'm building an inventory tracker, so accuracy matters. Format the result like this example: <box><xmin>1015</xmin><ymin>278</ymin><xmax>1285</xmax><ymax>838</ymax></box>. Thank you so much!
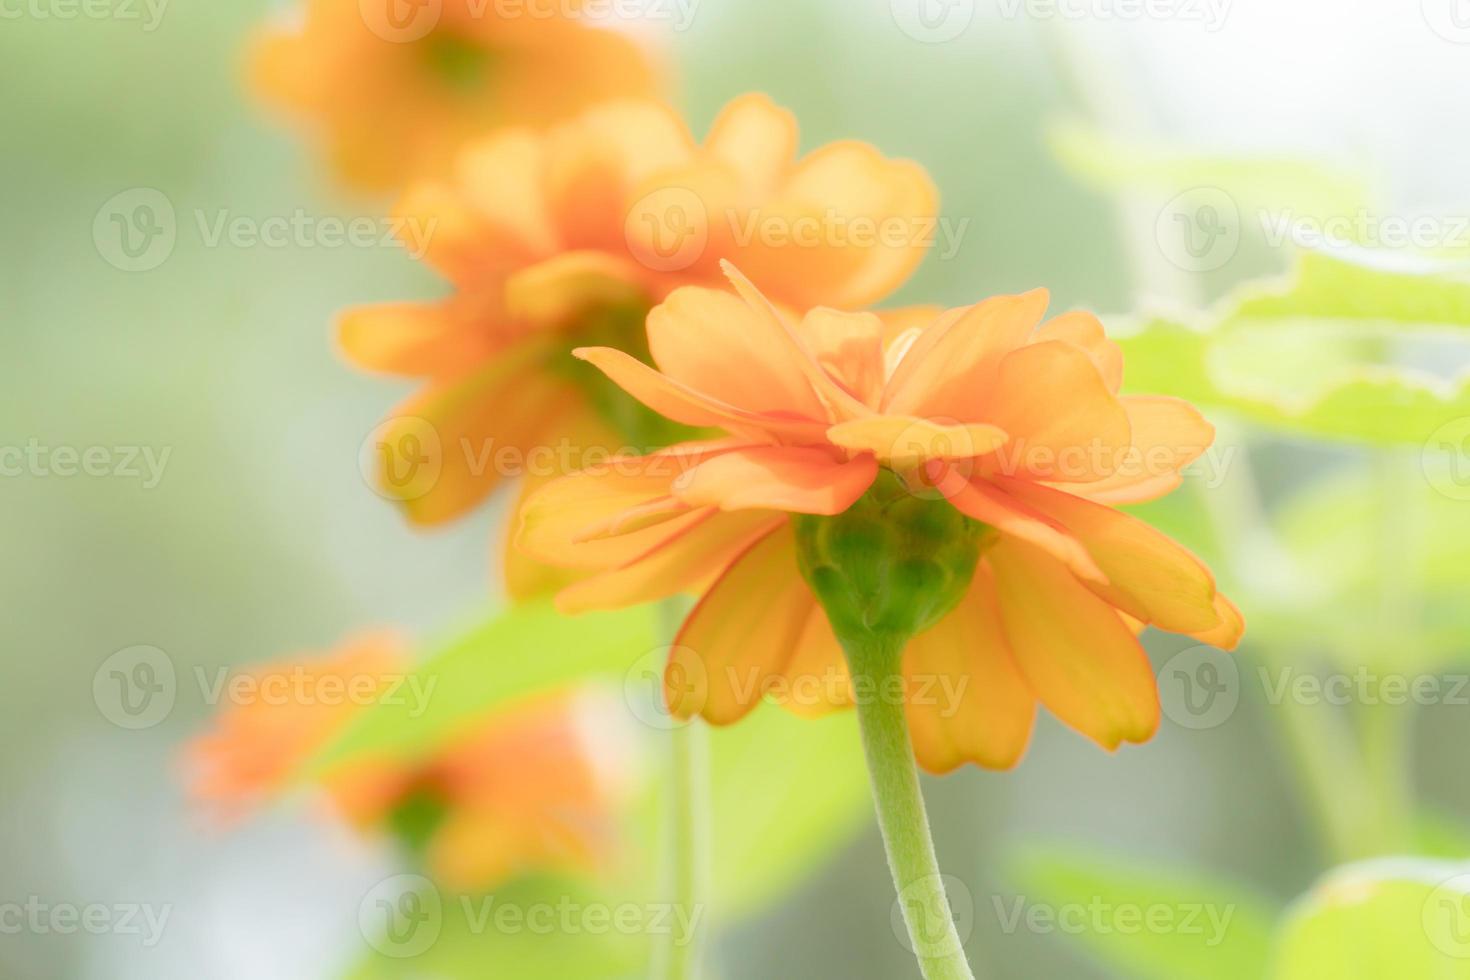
<box><xmin>516</xmin><ymin>265</ymin><xmax>1244</xmax><ymax>772</ymax></box>
<box><xmin>253</xmin><ymin>0</ymin><xmax>659</xmax><ymax>189</ymax></box>
<box><xmin>341</xmin><ymin>94</ymin><xmax>938</xmax><ymax>597</ymax></box>
<box><xmin>185</xmin><ymin>632</ymin><xmax>631</xmax><ymax>891</ymax></box>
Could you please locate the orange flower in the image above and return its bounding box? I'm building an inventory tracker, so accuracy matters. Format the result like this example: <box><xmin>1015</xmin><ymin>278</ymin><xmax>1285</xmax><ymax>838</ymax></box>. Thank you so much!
<box><xmin>516</xmin><ymin>264</ymin><xmax>1245</xmax><ymax>773</ymax></box>
<box><xmin>340</xmin><ymin>94</ymin><xmax>938</xmax><ymax>596</ymax></box>
<box><xmin>186</xmin><ymin>632</ymin><xmax>630</xmax><ymax>892</ymax></box>
<box><xmin>252</xmin><ymin>0</ymin><xmax>659</xmax><ymax>190</ymax></box>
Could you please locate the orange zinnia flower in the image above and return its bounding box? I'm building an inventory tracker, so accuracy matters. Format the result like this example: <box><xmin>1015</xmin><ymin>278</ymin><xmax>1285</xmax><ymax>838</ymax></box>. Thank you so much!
<box><xmin>252</xmin><ymin>0</ymin><xmax>659</xmax><ymax>190</ymax></box>
<box><xmin>340</xmin><ymin>94</ymin><xmax>938</xmax><ymax>596</ymax></box>
<box><xmin>516</xmin><ymin>264</ymin><xmax>1244</xmax><ymax>773</ymax></box>
<box><xmin>186</xmin><ymin>632</ymin><xmax>630</xmax><ymax>892</ymax></box>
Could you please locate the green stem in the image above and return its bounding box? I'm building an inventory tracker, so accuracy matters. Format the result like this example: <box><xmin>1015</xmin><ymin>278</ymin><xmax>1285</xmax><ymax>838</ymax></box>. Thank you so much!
<box><xmin>846</xmin><ymin>634</ymin><xmax>976</xmax><ymax>980</ymax></box>
<box><xmin>656</xmin><ymin>598</ymin><xmax>707</xmax><ymax>980</ymax></box>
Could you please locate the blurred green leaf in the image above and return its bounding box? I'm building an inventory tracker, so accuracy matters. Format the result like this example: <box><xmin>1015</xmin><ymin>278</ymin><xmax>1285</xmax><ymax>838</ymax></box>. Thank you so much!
<box><xmin>345</xmin><ymin>874</ymin><xmax>648</xmax><ymax>980</ymax></box>
<box><xmin>1271</xmin><ymin>859</ymin><xmax>1470</xmax><ymax>979</ymax></box>
<box><xmin>304</xmin><ymin>602</ymin><xmax>661</xmax><ymax>779</ymax></box>
<box><xmin>1008</xmin><ymin>846</ymin><xmax>1277</xmax><ymax>980</ymax></box>
<box><xmin>1118</xmin><ymin>249</ymin><xmax>1470</xmax><ymax>444</ymax></box>
<box><xmin>704</xmin><ymin>706</ymin><xmax>872</xmax><ymax>919</ymax></box>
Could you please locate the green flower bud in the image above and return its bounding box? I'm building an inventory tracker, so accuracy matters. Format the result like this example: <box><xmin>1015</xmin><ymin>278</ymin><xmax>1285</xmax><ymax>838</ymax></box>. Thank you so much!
<box><xmin>793</xmin><ymin>468</ymin><xmax>994</xmax><ymax>650</ymax></box>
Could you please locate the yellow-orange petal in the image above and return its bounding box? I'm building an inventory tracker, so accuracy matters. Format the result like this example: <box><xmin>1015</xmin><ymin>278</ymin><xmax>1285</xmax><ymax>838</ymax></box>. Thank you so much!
<box><xmin>903</xmin><ymin>567</ymin><xmax>1037</xmax><ymax>773</ymax></box>
<box><xmin>1055</xmin><ymin>396</ymin><xmax>1216</xmax><ymax>505</ymax></box>
<box><xmin>936</xmin><ymin>470</ymin><xmax>1107</xmax><ymax>583</ymax></box>
<box><xmin>338</xmin><ymin>301</ymin><xmax>495</xmax><ymax>378</ymax></box>
<box><xmin>672</xmin><ymin>446</ymin><xmax>877</xmax><ymax>515</ymax></box>
<box><xmin>516</xmin><ymin>441</ymin><xmax>750</xmax><ymax>569</ymax></box>
<box><xmin>504</xmin><ymin>251</ymin><xmax>647</xmax><ymax>328</ymax></box>
<box><xmin>1189</xmin><ymin>593</ymin><xmax>1245</xmax><ymax>651</ymax></box>
<box><xmin>1033</xmin><ymin>310</ymin><xmax>1124</xmax><ymax>393</ymax></box>
<box><xmin>646</xmin><ymin>286</ymin><xmax>831</xmax><ymax>421</ymax></box>
<box><xmin>771</xmin><ymin>607</ymin><xmax>853</xmax><ymax>718</ymax></box>
<box><xmin>704</xmin><ymin>93</ymin><xmax>799</xmax><ymax>193</ymax></box>
<box><xmin>557</xmin><ymin>511</ymin><xmax>785</xmax><ymax>614</ymax></box>
<box><xmin>573</xmin><ymin>346</ymin><xmax>829</xmax><ymax>441</ymax></box>
<box><xmin>393</xmin><ymin>180</ymin><xmax>499</xmax><ymax>286</ymax></box>
<box><xmin>998</xmin><ymin>477</ymin><xmax>1222</xmax><ymax>634</ymax></box>
<box><xmin>976</xmin><ymin>340</ymin><xmax>1132</xmax><ymax>483</ymax></box>
<box><xmin>667</xmin><ymin>523</ymin><xmax>811</xmax><ymax>724</ymax></box>
<box><xmin>828</xmin><ymin>417</ymin><xmax>1009</xmax><ymax>466</ymax></box>
<box><xmin>453</xmin><ymin>130</ymin><xmax>558</xmax><ymax>261</ymax></box>
<box><xmin>882</xmin><ymin>290</ymin><xmax>1051</xmax><ymax>420</ymax></box>
<box><xmin>987</xmin><ymin>540</ymin><xmax>1161</xmax><ymax>750</ymax></box>
<box><xmin>797</xmin><ymin>308</ymin><xmax>888</xmax><ymax>406</ymax></box>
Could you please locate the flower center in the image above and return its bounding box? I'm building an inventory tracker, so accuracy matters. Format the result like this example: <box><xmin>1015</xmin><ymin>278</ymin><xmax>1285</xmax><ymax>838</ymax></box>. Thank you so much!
<box><xmin>793</xmin><ymin>469</ymin><xmax>995</xmax><ymax>648</ymax></box>
<box><xmin>420</xmin><ymin>32</ymin><xmax>493</xmax><ymax>93</ymax></box>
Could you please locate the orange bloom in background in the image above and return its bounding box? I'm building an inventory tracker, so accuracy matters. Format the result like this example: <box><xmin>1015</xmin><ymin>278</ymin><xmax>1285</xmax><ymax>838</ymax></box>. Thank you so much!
<box><xmin>517</xmin><ymin>264</ymin><xmax>1245</xmax><ymax>773</ymax></box>
<box><xmin>186</xmin><ymin>632</ymin><xmax>630</xmax><ymax>892</ymax></box>
<box><xmin>340</xmin><ymin>93</ymin><xmax>938</xmax><ymax>596</ymax></box>
<box><xmin>253</xmin><ymin>0</ymin><xmax>659</xmax><ymax>190</ymax></box>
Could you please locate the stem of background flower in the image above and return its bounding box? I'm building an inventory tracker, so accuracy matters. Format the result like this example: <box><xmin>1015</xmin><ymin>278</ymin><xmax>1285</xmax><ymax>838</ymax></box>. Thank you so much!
<box><xmin>846</xmin><ymin>633</ymin><xmax>976</xmax><ymax>980</ymax></box>
<box><xmin>656</xmin><ymin>598</ymin><xmax>708</xmax><ymax>980</ymax></box>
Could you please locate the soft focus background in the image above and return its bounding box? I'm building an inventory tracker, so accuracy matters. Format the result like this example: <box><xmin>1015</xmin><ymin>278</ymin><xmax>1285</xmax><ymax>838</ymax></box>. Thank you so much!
<box><xmin>5</xmin><ymin>0</ymin><xmax>1470</xmax><ymax>977</ymax></box>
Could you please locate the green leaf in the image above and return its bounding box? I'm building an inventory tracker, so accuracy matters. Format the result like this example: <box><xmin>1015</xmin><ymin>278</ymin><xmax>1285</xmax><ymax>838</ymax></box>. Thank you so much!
<box><xmin>303</xmin><ymin>601</ymin><xmax>661</xmax><ymax>780</ymax></box>
<box><xmin>1007</xmin><ymin>845</ymin><xmax>1278</xmax><ymax>980</ymax></box>
<box><xmin>1271</xmin><ymin>858</ymin><xmax>1470</xmax><ymax>979</ymax></box>
<box><xmin>1117</xmin><ymin>249</ymin><xmax>1470</xmax><ymax>445</ymax></box>
<box><xmin>705</xmin><ymin>706</ymin><xmax>872</xmax><ymax>920</ymax></box>
<box><xmin>344</xmin><ymin>874</ymin><xmax>648</xmax><ymax>980</ymax></box>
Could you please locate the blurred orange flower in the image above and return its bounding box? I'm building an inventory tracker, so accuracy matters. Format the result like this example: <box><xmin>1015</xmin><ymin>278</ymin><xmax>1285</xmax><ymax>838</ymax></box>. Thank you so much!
<box><xmin>186</xmin><ymin>632</ymin><xmax>630</xmax><ymax>892</ymax></box>
<box><xmin>252</xmin><ymin>0</ymin><xmax>659</xmax><ymax>190</ymax></box>
<box><xmin>340</xmin><ymin>94</ymin><xmax>938</xmax><ymax>597</ymax></box>
<box><xmin>516</xmin><ymin>265</ymin><xmax>1244</xmax><ymax>773</ymax></box>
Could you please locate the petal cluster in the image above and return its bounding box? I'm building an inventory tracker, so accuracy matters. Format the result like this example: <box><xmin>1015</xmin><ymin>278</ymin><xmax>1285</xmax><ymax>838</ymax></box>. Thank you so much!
<box><xmin>185</xmin><ymin>633</ymin><xmax>631</xmax><ymax>891</ymax></box>
<box><xmin>518</xmin><ymin>265</ymin><xmax>1244</xmax><ymax>772</ymax></box>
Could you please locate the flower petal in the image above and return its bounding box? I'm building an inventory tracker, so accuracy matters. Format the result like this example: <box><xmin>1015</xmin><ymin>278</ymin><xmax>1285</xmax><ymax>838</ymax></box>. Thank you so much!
<box><xmin>1054</xmin><ymin>396</ymin><xmax>1215</xmax><ymax>505</ymax></box>
<box><xmin>1033</xmin><ymin>311</ymin><xmax>1124</xmax><ymax>393</ymax></box>
<box><xmin>558</xmin><ymin>510</ymin><xmax>785</xmax><ymax>614</ymax></box>
<box><xmin>1189</xmin><ymin>593</ymin><xmax>1245</xmax><ymax>651</ymax></box>
<box><xmin>771</xmin><ymin>606</ymin><xmax>854</xmax><ymax>718</ymax></box>
<box><xmin>646</xmin><ymin>285</ymin><xmax>830</xmax><ymax>420</ymax></box>
<box><xmin>986</xmin><ymin>540</ymin><xmax>1161</xmax><ymax>750</ymax></box>
<box><xmin>998</xmin><ymin>477</ymin><xmax>1223</xmax><ymax>634</ymax></box>
<box><xmin>797</xmin><ymin>308</ymin><xmax>889</xmax><ymax>406</ymax></box>
<box><xmin>934</xmin><ymin>469</ymin><xmax>1106</xmax><ymax>583</ymax></box>
<box><xmin>338</xmin><ymin>300</ymin><xmax>498</xmax><ymax>378</ymax></box>
<box><xmin>828</xmin><ymin>417</ymin><xmax>1008</xmax><ymax>466</ymax></box>
<box><xmin>667</xmin><ymin>522</ymin><xmax>812</xmax><ymax>724</ymax></box>
<box><xmin>504</xmin><ymin>251</ymin><xmax>647</xmax><ymax>328</ymax></box>
<box><xmin>883</xmin><ymin>290</ymin><xmax>1050</xmax><ymax>419</ymax></box>
<box><xmin>704</xmin><ymin>93</ymin><xmax>798</xmax><ymax>192</ymax></box>
<box><xmin>975</xmin><ymin>340</ymin><xmax>1131</xmax><ymax>483</ymax></box>
<box><xmin>903</xmin><ymin>567</ymin><xmax>1036</xmax><ymax>773</ymax></box>
<box><xmin>673</xmin><ymin>446</ymin><xmax>877</xmax><ymax>515</ymax></box>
